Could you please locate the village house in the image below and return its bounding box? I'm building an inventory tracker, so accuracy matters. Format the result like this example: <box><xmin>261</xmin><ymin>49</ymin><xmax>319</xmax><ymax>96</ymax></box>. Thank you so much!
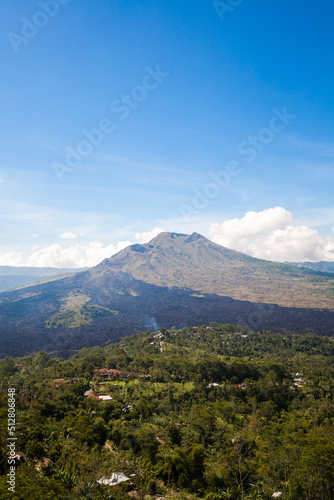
<box><xmin>93</xmin><ymin>368</ymin><xmax>109</xmax><ymax>377</ymax></box>
<box><xmin>93</xmin><ymin>368</ymin><xmax>143</xmax><ymax>379</ymax></box>
<box><xmin>153</xmin><ymin>332</ymin><xmax>164</xmax><ymax>340</ymax></box>
<box><xmin>97</xmin><ymin>472</ymin><xmax>130</xmax><ymax>486</ymax></box>
<box><xmin>88</xmin><ymin>393</ymin><xmax>113</xmax><ymax>401</ymax></box>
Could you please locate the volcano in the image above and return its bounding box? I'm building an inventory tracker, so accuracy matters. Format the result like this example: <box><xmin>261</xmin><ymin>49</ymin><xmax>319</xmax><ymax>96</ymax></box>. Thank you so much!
<box><xmin>0</xmin><ymin>232</ymin><xmax>333</xmax><ymax>357</ymax></box>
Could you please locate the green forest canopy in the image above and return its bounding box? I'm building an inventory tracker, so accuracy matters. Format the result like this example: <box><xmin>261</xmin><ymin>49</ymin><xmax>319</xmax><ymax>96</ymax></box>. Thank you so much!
<box><xmin>1</xmin><ymin>323</ymin><xmax>334</xmax><ymax>499</ymax></box>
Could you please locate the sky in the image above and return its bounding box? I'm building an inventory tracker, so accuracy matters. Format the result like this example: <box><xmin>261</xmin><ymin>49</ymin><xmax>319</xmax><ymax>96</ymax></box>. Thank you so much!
<box><xmin>0</xmin><ymin>0</ymin><xmax>334</xmax><ymax>267</ymax></box>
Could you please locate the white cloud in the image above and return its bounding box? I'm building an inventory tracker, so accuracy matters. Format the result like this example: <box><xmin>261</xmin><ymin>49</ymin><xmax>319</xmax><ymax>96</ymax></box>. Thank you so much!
<box><xmin>0</xmin><ymin>250</ymin><xmax>24</xmax><ymax>267</ymax></box>
<box><xmin>0</xmin><ymin>226</ymin><xmax>167</xmax><ymax>268</ymax></box>
<box><xmin>208</xmin><ymin>207</ymin><xmax>293</xmax><ymax>250</ymax></box>
<box><xmin>248</xmin><ymin>225</ymin><xmax>334</xmax><ymax>262</ymax></box>
<box><xmin>135</xmin><ymin>227</ymin><xmax>164</xmax><ymax>244</ymax></box>
<box><xmin>60</xmin><ymin>232</ymin><xmax>78</xmax><ymax>240</ymax></box>
<box><xmin>208</xmin><ymin>208</ymin><xmax>334</xmax><ymax>262</ymax></box>
<box><xmin>0</xmin><ymin>240</ymin><xmax>132</xmax><ymax>268</ymax></box>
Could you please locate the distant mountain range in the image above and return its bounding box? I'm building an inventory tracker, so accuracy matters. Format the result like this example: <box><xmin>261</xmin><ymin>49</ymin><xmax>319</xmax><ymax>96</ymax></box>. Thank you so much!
<box><xmin>288</xmin><ymin>261</ymin><xmax>334</xmax><ymax>274</ymax></box>
<box><xmin>0</xmin><ymin>266</ymin><xmax>87</xmax><ymax>292</ymax></box>
<box><xmin>0</xmin><ymin>232</ymin><xmax>333</xmax><ymax>358</ymax></box>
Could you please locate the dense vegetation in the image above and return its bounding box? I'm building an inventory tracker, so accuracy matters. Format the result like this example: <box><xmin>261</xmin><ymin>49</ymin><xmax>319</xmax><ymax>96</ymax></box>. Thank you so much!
<box><xmin>45</xmin><ymin>306</ymin><xmax>117</xmax><ymax>329</ymax></box>
<box><xmin>1</xmin><ymin>323</ymin><xmax>334</xmax><ymax>499</ymax></box>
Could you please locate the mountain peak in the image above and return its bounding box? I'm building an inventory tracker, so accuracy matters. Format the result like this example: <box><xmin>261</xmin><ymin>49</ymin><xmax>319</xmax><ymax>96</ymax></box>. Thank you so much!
<box><xmin>97</xmin><ymin>231</ymin><xmax>212</xmax><ymax>269</ymax></box>
<box><xmin>185</xmin><ymin>232</ymin><xmax>208</xmax><ymax>243</ymax></box>
<box><xmin>148</xmin><ymin>231</ymin><xmax>188</xmax><ymax>244</ymax></box>
<box><xmin>148</xmin><ymin>231</ymin><xmax>209</xmax><ymax>246</ymax></box>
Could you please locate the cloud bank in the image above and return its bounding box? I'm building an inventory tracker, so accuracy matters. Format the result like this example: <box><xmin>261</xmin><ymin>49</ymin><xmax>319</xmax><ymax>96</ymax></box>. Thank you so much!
<box><xmin>208</xmin><ymin>207</ymin><xmax>334</xmax><ymax>262</ymax></box>
<box><xmin>0</xmin><ymin>227</ymin><xmax>166</xmax><ymax>268</ymax></box>
<box><xmin>0</xmin><ymin>240</ymin><xmax>131</xmax><ymax>268</ymax></box>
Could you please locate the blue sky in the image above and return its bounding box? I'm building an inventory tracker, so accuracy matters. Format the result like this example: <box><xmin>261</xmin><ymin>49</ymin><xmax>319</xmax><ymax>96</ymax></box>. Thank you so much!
<box><xmin>0</xmin><ymin>0</ymin><xmax>334</xmax><ymax>266</ymax></box>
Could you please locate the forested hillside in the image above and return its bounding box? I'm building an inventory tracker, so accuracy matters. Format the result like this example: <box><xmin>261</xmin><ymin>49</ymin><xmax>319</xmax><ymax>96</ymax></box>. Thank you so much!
<box><xmin>288</xmin><ymin>261</ymin><xmax>334</xmax><ymax>274</ymax></box>
<box><xmin>1</xmin><ymin>324</ymin><xmax>334</xmax><ymax>499</ymax></box>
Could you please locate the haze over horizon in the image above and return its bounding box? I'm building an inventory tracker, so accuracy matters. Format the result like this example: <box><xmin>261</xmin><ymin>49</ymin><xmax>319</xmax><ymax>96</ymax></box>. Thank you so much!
<box><xmin>1</xmin><ymin>1</ymin><xmax>334</xmax><ymax>267</ymax></box>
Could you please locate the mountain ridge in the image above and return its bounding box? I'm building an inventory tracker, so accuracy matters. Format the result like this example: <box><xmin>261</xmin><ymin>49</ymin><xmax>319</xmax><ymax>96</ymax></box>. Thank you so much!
<box><xmin>0</xmin><ymin>266</ymin><xmax>86</xmax><ymax>292</ymax></box>
<box><xmin>288</xmin><ymin>260</ymin><xmax>334</xmax><ymax>275</ymax></box>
